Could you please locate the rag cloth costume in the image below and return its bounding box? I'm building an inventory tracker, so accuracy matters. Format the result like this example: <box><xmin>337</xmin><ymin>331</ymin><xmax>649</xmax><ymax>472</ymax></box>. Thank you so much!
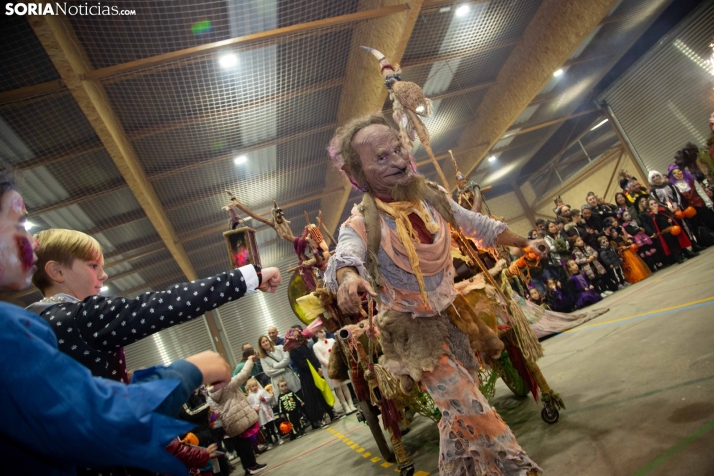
<box><xmin>0</xmin><ymin>302</ymin><xmax>199</xmax><ymax>475</ymax></box>
<box><xmin>508</xmin><ymin>292</ymin><xmax>607</xmax><ymax>339</ymax></box>
<box><xmin>326</xmin><ymin>182</ymin><xmax>541</xmax><ymax>476</ymax></box>
<box><xmin>278</xmin><ymin>391</ymin><xmax>306</xmax><ymax>439</ymax></box>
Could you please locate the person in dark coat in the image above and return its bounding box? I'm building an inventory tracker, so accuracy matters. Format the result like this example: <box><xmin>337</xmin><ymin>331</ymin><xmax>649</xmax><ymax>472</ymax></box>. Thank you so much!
<box><xmin>282</xmin><ymin>328</ymin><xmax>342</xmax><ymax>429</ymax></box>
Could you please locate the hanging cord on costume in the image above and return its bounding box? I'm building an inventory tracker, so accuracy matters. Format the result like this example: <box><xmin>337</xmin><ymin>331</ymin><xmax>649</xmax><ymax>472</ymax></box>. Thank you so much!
<box><xmin>453</xmin><ymin>230</ymin><xmax>544</xmax><ymax>363</ymax></box>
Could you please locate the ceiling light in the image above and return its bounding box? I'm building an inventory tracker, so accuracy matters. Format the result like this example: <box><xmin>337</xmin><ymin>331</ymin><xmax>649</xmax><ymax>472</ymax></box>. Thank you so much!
<box><xmin>219</xmin><ymin>53</ymin><xmax>238</xmax><ymax>69</ymax></box>
<box><xmin>24</xmin><ymin>221</ymin><xmax>36</xmax><ymax>231</ymax></box>
<box><xmin>100</xmin><ymin>286</ymin><xmax>109</xmax><ymax>292</ymax></box>
<box><xmin>553</xmin><ymin>68</ymin><xmax>564</xmax><ymax>77</ymax></box>
<box><xmin>590</xmin><ymin>119</ymin><xmax>609</xmax><ymax>131</ymax></box>
<box><xmin>234</xmin><ymin>155</ymin><xmax>247</xmax><ymax>165</ymax></box>
<box><xmin>455</xmin><ymin>4</ymin><xmax>469</xmax><ymax>16</ymax></box>
<box><xmin>488</xmin><ymin>156</ymin><xmax>496</xmax><ymax>163</ymax></box>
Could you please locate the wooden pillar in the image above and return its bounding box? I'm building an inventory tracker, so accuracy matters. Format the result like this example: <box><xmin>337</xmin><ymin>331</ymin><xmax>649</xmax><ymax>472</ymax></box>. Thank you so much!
<box><xmin>511</xmin><ymin>181</ymin><xmax>537</xmax><ymax>228</ymax></box>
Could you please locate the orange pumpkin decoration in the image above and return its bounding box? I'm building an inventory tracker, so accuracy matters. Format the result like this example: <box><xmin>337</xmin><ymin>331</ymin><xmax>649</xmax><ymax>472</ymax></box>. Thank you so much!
<box><xmin>683</xmin><ymin>206</ymin><xmax>697</xmax><ymax>219</ymax></box>
<box><xmin>670</xmin><ymin>225</ymin><xmax>682</xmax><ymax>236</ymax></box>
<box><xmin>279</xmin><ymin>421</ymin><xmax>293</xmax><ymax>434</ymax></box>
<box><xmin>516</xmin><ymin>257</ymin><xmax>527</xmax><ymax>268</ymax></box>
<box><xmin>526</xmin><ymin>252</ymin><xmax>538</xmax><ymax>261</ymax></box>
<box><xmin>182</xmin><ymin>432</ymin><xmax>199</xmax><ymax>446</ymax></box>
<box><xmin>675</xmin><ymin>210</ymin><xmax>683</xmax><ymax>219</ymax></box>
<box><xmin>629</xmin><ymin>244</ymin><xmax>638</xmax><ymax>252</ymax></box>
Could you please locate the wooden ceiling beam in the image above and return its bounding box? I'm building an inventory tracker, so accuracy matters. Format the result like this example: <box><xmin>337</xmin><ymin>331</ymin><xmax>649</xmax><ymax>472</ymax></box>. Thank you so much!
<box><xmin>83</xmin><ymin>5</ymin><xmax>409</xmax><ymax>81</ymax></box>
<box><xmin>452</xmin><ymin>0</ymin><xmax>618</xmax><ymax>189</ymax></box>
<box><xmin>0</xmin><ymin>79</ymin><xmax>65</xmax><ymax>105</ymax></box>
<box><xmin>29</xmin><ymin>15</ymin><xmax>199</xmax><ymax>282</ymax></box>
<box><xmin>322</xmin><ymin>0</ymin><xmax>424</xmax><ymax>235</ymax></box>
<box><xmin>506</xmin><ymin>4</ymin><xmax>671</xmax><ymax>191</ymax></box>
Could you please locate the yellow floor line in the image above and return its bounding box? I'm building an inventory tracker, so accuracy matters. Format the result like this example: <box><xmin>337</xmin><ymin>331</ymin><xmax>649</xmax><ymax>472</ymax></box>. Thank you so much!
<box><xmin>371</xmin><ymin>456</ymin><xmax>382</xmax><ymax>463</ymax></box>
<box><xmin>561</xmin><ymin>295</ymin><xmax>714</xmax><ymax>333</ymax></box>
<box><xmin>381</xmin><ymin>462</ymin><xmax>394</xmax><ymax>468</ymax></box>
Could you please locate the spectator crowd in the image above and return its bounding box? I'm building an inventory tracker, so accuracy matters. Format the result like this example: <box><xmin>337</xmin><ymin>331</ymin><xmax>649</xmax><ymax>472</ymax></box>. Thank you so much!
<box><xmin>524</xmin><ymin>145</ymin><xmax>714</xmax><ymax>312</ymax></box>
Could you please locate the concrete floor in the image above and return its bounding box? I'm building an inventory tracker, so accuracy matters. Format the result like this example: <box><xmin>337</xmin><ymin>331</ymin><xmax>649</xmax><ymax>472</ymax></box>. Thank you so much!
<box><xmin>254</xmin><ymin>248</ymin><xmax>714</xmax><ymax>476</ymax></box>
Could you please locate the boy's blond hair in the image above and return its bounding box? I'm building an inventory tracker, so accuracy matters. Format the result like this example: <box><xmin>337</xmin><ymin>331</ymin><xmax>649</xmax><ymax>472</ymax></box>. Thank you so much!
<box><xmin>32</xmin><ymin>229</ymin><xmax>103</xmax><ymax>292</ymax></box>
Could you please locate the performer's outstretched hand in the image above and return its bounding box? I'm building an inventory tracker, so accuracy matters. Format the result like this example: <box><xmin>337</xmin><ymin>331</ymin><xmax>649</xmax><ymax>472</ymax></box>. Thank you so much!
<box><xmin>336</xmin><ymin>268</ymin><xmax>377</xmax><ymax>315</ymax></box>
<box><xmin>526</xmin><ymin>239</ymin><xmax>550</xmax><ymax>259</ymax></box>
<box><xmin>259</xmin><ymin>267</ymin><xmax>282</xmax><ymax>293</ymax></box>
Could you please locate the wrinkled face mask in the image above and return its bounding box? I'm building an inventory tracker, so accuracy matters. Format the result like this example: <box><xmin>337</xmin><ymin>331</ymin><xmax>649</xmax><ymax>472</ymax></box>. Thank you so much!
<box><xmin>353</xmin><ymin>124</ymin><xmax>414</xmax><ymax>196</ymax></box>
<box><xmin>0</xmin><ymin>191</ymin><xmax>38</xmax><ymax>292</ymax></box>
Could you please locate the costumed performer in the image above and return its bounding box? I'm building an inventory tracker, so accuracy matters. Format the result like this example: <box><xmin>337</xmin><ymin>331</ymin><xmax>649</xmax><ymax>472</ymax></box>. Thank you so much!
<box><xmin>648</xmin><ymin>170</ymin><xmax>703</xmax><ymax>252</ymax></box>
<box><xmin>643</xmin><ymin>197</ymin><xmax>694</xmax><ymax>265</ymax></box>
<box><xmin>0</xmin><ymin>173</ymin><xmax>231</xmax><ymax>475</ymax></box>
<box><xmin>325</xmin><ymin>114</ymin><xmax>543</xmax><ymax>476</ymax></box>
<box><xmin>668</xmin><ymin>163</ymin><xmax>714</xmax><ymax>244</ymax></box>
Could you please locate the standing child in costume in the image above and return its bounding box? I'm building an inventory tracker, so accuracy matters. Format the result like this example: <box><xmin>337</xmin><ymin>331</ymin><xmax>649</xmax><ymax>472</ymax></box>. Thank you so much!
<box><xmin>609</xmin><ymin>227</ymin><xmax>651</xmax><ymax>284</ymax></box>
<box><xmin>277</xmin><ymin>379</ymin><xmax>306</xmax><ymax>440</ymax></box>
<box><xmin>313</xmin><ymin>329</ymin><xmax>357</xmax><ymax>415</ymax></box>
<box><xmin>246</xmin><ymin>378</ymin><xmax>281</xmax><ymax>450</ymax></box>
<box><xmin>597</xmin><ymin>235</ymin><xmax>627</xmax><ymax>290</ymax></box>
<box><xmin>566</xmin><ymin>260</ymin><xmax>603</xmax><ymax>309</ymax></box>
<box><xmin>571</xmin><ymin>236</ymin><xmax>611</xmax><ymax>297</ymax></box>
<box><xmin>621</xmin><ymin>210</ymin><xmax>662</xmax><ymax>271</ymax></box>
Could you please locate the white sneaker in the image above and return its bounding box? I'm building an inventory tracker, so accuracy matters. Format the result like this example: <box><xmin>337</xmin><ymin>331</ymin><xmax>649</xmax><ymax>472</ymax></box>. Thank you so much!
<box><xmin>600</xmin><ymin>293</ymin><xmax>607</xmax><ymax>298</ymax></box>
<box><xmin>605</xmin><ymin>290</ymin><xmax>614</xmax><ymax>296</ymax></box>
<box><xmin>266</xmin><ymin>444</ymin><xmax>273</xmax><ymax>451</ymax></box>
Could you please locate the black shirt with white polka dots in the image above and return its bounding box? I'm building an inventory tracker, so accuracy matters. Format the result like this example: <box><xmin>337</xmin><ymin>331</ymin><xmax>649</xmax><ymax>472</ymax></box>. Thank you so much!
<box><xmin>36</xmin><ymin>269</ymin><xmax>252</xmax><ymax>382</ymax></box>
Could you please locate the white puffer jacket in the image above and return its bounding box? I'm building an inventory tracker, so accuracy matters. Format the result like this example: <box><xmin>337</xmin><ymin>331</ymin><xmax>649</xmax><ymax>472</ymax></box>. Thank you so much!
<box><xmin>208</xmin><ymin>359</ymin><xmax>258</xmax><ymax>437</ymax></box>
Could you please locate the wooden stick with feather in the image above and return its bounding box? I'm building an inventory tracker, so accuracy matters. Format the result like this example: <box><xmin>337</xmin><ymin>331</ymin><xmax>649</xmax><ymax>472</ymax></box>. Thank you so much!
<box><xmin>361</xmin><ymin>46</ymin><xmax>450</xmax><ymax>190</ymax></box>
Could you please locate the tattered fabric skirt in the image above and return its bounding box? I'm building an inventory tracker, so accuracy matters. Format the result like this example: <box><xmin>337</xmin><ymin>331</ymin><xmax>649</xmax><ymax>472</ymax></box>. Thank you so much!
<box><xmin>375</xmin><ymin>310</ymin><xmax>541</xmax><ymax>476</ymax></box>
<box><xmin>423</xmin><ymin>355</ymin><xmax>542</xmax><ymax>476</ymax></box>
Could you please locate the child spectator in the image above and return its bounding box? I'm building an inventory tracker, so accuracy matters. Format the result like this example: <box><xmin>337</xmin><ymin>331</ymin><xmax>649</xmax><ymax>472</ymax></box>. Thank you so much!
<box><xmin>528</xmin><ymin>287</ymin><xmax>550</xmax><ymax>309</ymax></box>
<box><xmin>277</xmin><ymin>379</ymin><xmax>306</xmax><ymax>440</ymax></box>
<box><xmin>571</xmin><ymin>236</ymin><xmax>611</xmax><ymax>297</ymax></box>
<box><xmin>621</xmin><ymin>210</ymin><xmax>662</xmax><ymax>271</ymax></box>
<box><xmin>207</xmin><ymin>356</ymin><xmax>268</xmax><ymax>476</ymax></box>
<box><xmin>544</xmin><ymin>277</ymin><xmax>575</xmax><ymax>313</ymax></box>
<box><xmin>566</xmin><ymin>260</ymin><xmax>603</xmax><ymax>309</ymax></box>
<box><xmin>610</xmin><ymin>227</ymin><xmax>652</xmax><ymax>284</ymax></box>
<box><xmin>597</xmin><ymin>236</ymin><xmax>627</xmax><ymax>289</ymax></box>
<box><xmin>246</xmin><ymin>378</ymin><xmax>281</xmax><ymax>451</ymax></box>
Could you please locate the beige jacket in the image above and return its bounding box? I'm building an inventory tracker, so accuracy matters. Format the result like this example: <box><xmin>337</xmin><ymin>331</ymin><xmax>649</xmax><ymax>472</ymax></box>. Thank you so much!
<box><xmin>208</xmin><ymin>359</ymin><xmax>259</xmax><ymax>437</ymax></box>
